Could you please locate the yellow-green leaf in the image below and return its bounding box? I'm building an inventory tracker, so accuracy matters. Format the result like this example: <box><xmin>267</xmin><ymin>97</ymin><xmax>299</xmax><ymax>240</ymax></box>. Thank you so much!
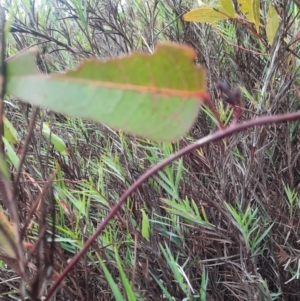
<box><xmin>3</xmin><ymin>136</ymin><xmax>19</xmax><ymax>169</ymax></box>
<box><xmin>252</xmin><ymin>0</ymin><xmax>260</xmax><ymax>32</ymax></box>
<box><xmin>41</xmin><ymin>123</ymin><xmax>66</xmax><ymax>153</ymax></box>
<box><xmin>141</xmin><ymin>209</ymin><xmax>150</xmax><ymax>241</ymax></box>
<box><xmin>0</xmin><ymin>209</ymin><xmax>17</xmax><ymax>258</ymax></box>
<box><xmin>266</xmin><ymin>4</ymin><xmax>279</xmax><ymax>45</ymax></box>
<box><xmin>237</xmin><ymin>0</ymin><xmax>255</xmax><ymax>23</ymax></box>
<box><xmin>4</xmin><ymin>117</ymin><xmax>19</xmax><ymax>144</ymax></box>
<box><xmin>219</xmin><ymin>0</ymin><xmax>236</xmax><ymax>18</ymax></box>
<box><xmin>183</xmin><ymin>6</ymin><xmax>229</xmax><ymax>24</ymax></box>
<box><xmin>0</xmin><ymin>154</ymin><xmax>10</xmax><ymax>180</ymax></box>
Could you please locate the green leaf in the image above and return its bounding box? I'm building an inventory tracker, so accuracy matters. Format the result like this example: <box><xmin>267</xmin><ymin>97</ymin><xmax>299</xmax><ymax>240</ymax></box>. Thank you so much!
<box><xmin>115</xmin><ymin>246</ymin><xmax>136</xmax><ymax>301</ymax></box>
<box><xmin>266</xmin><ymin>4</ymin><xmax>279</xmax><ymax>45</ymax></box>
<box><xmin>200</xmin><ymin>266</ymin><xmax>208</xmax><ymax>300</ymax></box>
<box><xmin>6</xmin><ymin>48</ymin><xmax>39</xmax><ymax>76</ymax></box>
<box><xmin>0</xmin><ymin>154</ymin><xmax>10</xmax><ymax>180</ymax></box>
<box><xmin>219</xmin><ymin>0</ymin><xmax>236</xmax><ymax>17</ymax></box>
<box><xmin>183</xmin><ymin>6</ymin><xmax>229</xmax><ymax>24</ymax></box>
<box><xmin>98</xmin><ymin>256</ymin><xmax>125</xmax><ymax>301</ymax></box>
<box><xmin>149</xmin><ymin>271</ymin><xmax>173</xmax><ymax>299</ymax></box>
<box><xmin>141</xmin><ymin>209</ymin><xmax>150</xmax><ymax>241</ymax></box>
<box><xmin>237</xmin><ymin>0</ymin><xmax>255</xmax><ymax>23</ymax></box>
<box><xmin>6</xmin><ymin>44</ymin><xmax>206</xmax><ymax>142</ymax></box>
<box><xmin>251</xmin><ymin>222</ymin><xmax>274</xmax><ymax>251</ymax></box>
<box><xmin>4</xmin><ymin>117</ymin><xmax>19</xmax><ymax>144</ymax></box>
<box><xmin>3</xmin><ymin>136</ymin><xmax>19</xmax><ymax>168</ymax></box>
<box><xmin>41</xmin><ymin>123</ymin><xmax>67</xmax><ymax>153</ymax></box>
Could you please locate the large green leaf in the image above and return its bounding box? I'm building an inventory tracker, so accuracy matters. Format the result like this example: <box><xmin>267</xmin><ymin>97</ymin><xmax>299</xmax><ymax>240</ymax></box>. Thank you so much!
<box><xmin>6</xmin><ymin>44</ymin><xmax>206</xmax><ymax>142</ymax></box>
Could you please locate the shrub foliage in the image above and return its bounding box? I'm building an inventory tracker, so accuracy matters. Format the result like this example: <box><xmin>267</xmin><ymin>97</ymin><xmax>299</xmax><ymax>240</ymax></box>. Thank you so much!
<box><xmin>0</xmin><ymin>0</ymin><xmax>300</xmax><ymax>300</ymax></box>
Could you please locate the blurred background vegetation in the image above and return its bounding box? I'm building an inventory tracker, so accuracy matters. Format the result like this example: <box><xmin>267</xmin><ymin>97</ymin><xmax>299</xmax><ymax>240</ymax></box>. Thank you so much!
<box><xmin>1</xmin><ymin>0</ymin><xmax>300</xmax><ymax>300</ymax></box>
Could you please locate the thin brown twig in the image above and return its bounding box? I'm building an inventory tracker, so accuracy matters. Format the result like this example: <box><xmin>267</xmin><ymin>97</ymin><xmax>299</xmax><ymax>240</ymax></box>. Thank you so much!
<box><xmin>13</xmin><ymin>108</ymin><xmax>39</xmax><ymax>193</ymax></box>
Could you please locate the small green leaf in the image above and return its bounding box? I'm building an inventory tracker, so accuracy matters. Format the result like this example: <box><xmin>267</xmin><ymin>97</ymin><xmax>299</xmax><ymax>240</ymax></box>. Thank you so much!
<box><xmin>219</xmin><ymin>0</ymin><xmax>236</xmax><ymax>17</ymax></box>
<box><xmin>183</xmin><ymin>6</ymin><xmax>229</xmax><ymax>24</ymax></box>
<box><xmin>6</xmin><ymin>43</ymin><xmax>207</xmax><ymax>142</ymax></box>
<box><xmin>141</xmin><ymin>209</ymin><xmax>150</xmax><ymax>241</ymax></box>
<box><xmin>4</xmin><ymin>117</ymin><xmax>19</xmax><ymax>144</ymax></box>
<box><xmin>266</xmin><ymin>4</ymin><xmax>279</xmax><ymax>45</ymax></box>
<box><xmin>3</xmin><ymin>136</ymin><xmax>19</xmax><ymax>168</ymax></box>
<box><xmin>41</xmin><ymin>123</ymin><xmax>66</xmax><ymax>153</ymax></box>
